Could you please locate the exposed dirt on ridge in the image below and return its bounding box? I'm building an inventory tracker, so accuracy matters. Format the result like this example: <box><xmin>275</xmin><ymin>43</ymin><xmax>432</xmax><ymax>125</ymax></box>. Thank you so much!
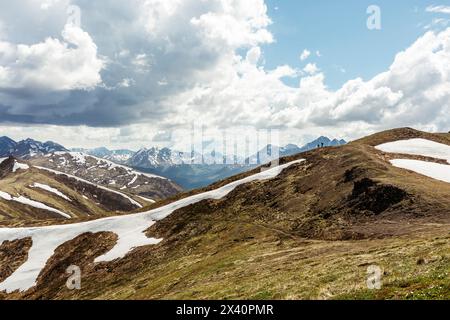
<box><xmin>0</xmin><ymin>237</ymin><xmax>32</xmax><ymax>283</ymax></box>
<box><xmin>1</xmin><ymin>232</ymin><xmax>118</xmax><ymax>300</ymax></box>
<box><xmin>348</xmin><ymin>178</ymin><xmax>408</xmax><ymax>214</ymax></box>
<box><xmin>51</xmin><ymin>174</ymin><xmax>138</xmax><ymax>212</ymax></box>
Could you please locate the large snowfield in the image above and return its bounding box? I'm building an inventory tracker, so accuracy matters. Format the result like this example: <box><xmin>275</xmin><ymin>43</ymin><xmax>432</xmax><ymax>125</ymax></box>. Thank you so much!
<box><xmin>376</xmin><ymin>138</ymin><xmax>450</xmax><ymax>183</ymax></box>
<box><xmin>0</xmin><ymin>160</ymin><xmax>304</xmax><ymax>293</ymax></box>
<box><xmin>376</xmin><ymin>138</ymin><xmax>450</xmax><ymax>163</ymax></box>
<box><xmin>390</xmin><ymin>159</ymin><xmax>450</xmax><ymax>183</ymax></box>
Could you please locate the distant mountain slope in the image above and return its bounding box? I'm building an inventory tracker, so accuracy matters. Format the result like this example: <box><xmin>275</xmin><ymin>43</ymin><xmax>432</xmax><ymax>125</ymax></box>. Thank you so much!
<box><xmin>139</xmin><ymin>164</ymin><xmax>252</xmax><ymax>190</ymax></box>
<box><xmin>29</xmin><ymin>152</ymin><xmax>183</xmax><ymax>201</ymax></box>
<box><xmin>72</xmin><ymin>147</ymin><xmax>135</xmax><ymax>164</ymax></box>
<box><xmin>128</xmin><ymin>147</ymin><xmax>190</xmax><ymax>167</ymax></box>
<box><xmin>0</xmin><ymin>157</ymin><xmax>148</xmax><ymax>225</ymax></box>
<box><xmin>246</xmin><ymin>137</ymin><xmax>347</xmax><ymax>165</ymax></box>
<box><xmin>0</xmin><ymin>128</ymin><xmax>448</xmax><ymax>300</ymax></box>
<box><xmin>0</xmin><ymin>137</ymin><xmax>16</xmax><ymax>156</ymax></box>
<box><xmin>0</xmin><ymin>137</ymin><xmax>67</xmax><ymax>159</ymax></box>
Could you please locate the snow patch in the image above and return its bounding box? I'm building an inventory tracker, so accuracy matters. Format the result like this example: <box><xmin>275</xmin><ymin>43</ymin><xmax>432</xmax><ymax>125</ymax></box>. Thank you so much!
<box><xmin>0</xmin><ymin>191</ymin><xmax>71</xmax><ymax>219</ymax></box>
<box><xmin>376</xmin><ymin>138</ymin><xmax>450</xmax><ymax>163</ymax></box>
<box><xmin>30</xmin><ymin>183</ymin><xmax>72</xmax><ymax>202</ymax></box>
<box><xmin>376</xmin><ymin>138</ymin><xmax>450</xmax><ymax>184</ymax></box>
<box><xmin>128</xmin><ymin>174</ymin><xmax>138</xmax><ymax>186</ymax></box>
<box><xmin>137</xmin><ymin>196</ymin><xmax>155</xmax><ymax>203</ymax></box>
<box><xmin>35</xmin><ymin>166</ymin><xmax>142</xmax><ymax>208</ymax></box>
<box><xmin>12</xmin><ymin>161</ymin><xmax>29</xmax><ymax>173</ymax></box>
<box><xmin>390</xmin><ymin>159</ymin><xmax>450</xmax><ymax>183</ymax></box>
<box><xmin>56</xmin><ymin>151</ymin><xmax>166</xmax><ymax>179</ymax></box>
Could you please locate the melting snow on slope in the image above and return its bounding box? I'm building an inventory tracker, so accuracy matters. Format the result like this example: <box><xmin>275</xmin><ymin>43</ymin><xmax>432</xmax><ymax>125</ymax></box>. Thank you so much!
<box><xmin>0</xmin><ymin>160</ymin><xmax>304</xmax><ymax>293</ymax></box>
<box><xmin>12</xmin><ymin>161</ymin><xmax>30</xmax><ymax>173</ymax></box>
<box><xmin>0</xmin><ymin>191</ymin><xmax>71</xmax><ymax>219</ymax></box>
<box><xmin>35</xmin><ymin>166</ymin><xmax>143</xmax><ymax>208</ymax></box>
<box><xmin>56</xmin><ymin>152</ymin><xmax>166</xmax><ymax>179</ymax></box>
<box><xmin>376</xmin><ymin>138</ymin><xmax>450</xmax><ymax>184</ymax></box>
<box><xmin>375</xmin><ymin>138</ymin><xmax>450</xmax><ymax>163</ymax></box>
<box><xmin>30</xmin><ymin>183</ymin><xmax>72</xmax><ymax>202</ymax></box>
<box><xmin>128</xmin><ymin>174</ymin><xmax>138</xmax><ymax>186</ymax></box>
<box><xmin>390</xmin><ymin>159</ymin><xmax>450</xmax><ymax>183</ymax></box>
<box><xmin>137</xmin><ymin>195</ymin><xmax>156</xmax><ymax>203</ymax></box>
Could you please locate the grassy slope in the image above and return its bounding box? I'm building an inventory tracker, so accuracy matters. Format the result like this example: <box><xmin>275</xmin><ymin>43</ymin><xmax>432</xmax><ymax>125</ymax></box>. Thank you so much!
<box><xmin>1</xmin><ymin>128</ymin><xmax>449</xmax><ymax>300</ymax></box>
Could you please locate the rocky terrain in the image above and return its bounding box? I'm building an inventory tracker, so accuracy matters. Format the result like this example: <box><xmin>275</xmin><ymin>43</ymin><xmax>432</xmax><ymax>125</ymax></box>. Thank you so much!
<box><xmin>0</xmin><ymin>137</ymin><xmax>67</xmax><ymax>159</ymax></box>
<box><xmin>71</xmin><ymin>147</ymin><xmax>135</xmax><ymax>165</ymax></box>
<box><xmin>29</xmin><ymin>152</ymin><xmax>183</xmax><ymax>201</ymax></box>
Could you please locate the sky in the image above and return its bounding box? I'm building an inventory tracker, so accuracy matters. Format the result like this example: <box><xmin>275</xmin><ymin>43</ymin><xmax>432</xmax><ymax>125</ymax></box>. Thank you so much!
<box><xmin>0</xmin><ymin>0</ymin><xmax>449</xmax><ymax>151</ymax></box>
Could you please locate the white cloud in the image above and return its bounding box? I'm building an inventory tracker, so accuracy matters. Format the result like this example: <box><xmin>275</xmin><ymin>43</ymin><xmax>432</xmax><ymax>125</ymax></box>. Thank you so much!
<box><xmin>0</xmin><ymin>23</ymin><xmax>104</xmax><ymax>91</ymax></box>
<box><xmin>172</xmin><ymin>27</ymin><xmax>450</xmax><ymax>137</ymax></box>
<box><xmin>190</xmin><ymin>0</ymin><xmax>273</xmax><ymax>48</ymax></box>
<box><xmin>118</xmin><ymin>78</ymin><xmax>135</xmax><ymax>88</ymax></box>
<box><xmin>426</xmin><ymin>5</ymin><xmax>450</xmax><ymax>14</ymax></box>
<box><xmin>424</xmin><ymin>17</ymin><xmax>450</xmax><ymax>30</ymax></box>
<box><xmin>246</xmin><ymin>46</ymin><xmax>262</xmax><ymax>65</ymax></box>
<box><xmin>303</xmin><ymin>63</ymin><xmax>319</xmax><ymax>75</ymax></box>
<box><xmin>300</xmin><ymin>49</ymin><xmax>311</xmax><ymax>61</ymax></box>
<box><xmin>40</xmin><ymin>0</ymin><xmax>63</xmax><ymax>10</ymax></box>
<box><xmin>132</xmin><ymin>53</ymin><xmax>151</xmax><ymax>73</ymax></box>
<box><xmin>0</xmin><ymin>0</ymin><xmax>275</xmax><ymax>126</ymax></box>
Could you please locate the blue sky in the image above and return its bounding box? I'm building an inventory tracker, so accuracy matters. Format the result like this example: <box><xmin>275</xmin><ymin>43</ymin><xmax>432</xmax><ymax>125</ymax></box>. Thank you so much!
<box><xmin>264</xmin><ymin>0</ymin><xmax>450</xmax><ymax>88</ymax></box>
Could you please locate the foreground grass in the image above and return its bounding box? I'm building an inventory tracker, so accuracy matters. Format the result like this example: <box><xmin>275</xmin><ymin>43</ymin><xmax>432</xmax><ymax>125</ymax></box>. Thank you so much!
<box><xmin>90</xmin><ymin>224</ymin><xmax>449</xmax><ymax>300</ymax></box>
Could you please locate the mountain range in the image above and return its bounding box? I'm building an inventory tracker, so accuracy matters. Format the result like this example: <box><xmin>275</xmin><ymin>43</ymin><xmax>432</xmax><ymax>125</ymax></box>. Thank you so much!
<box><xmin>0</xmin><ymin>128</ymin><xmax>448</xmax><ymax>299</ymax></box>
<box><xmin>0</xmin><ymin>138</ymin><xmax>183</xmax><ymax>204</ymax></box>
<box><xmin>124</xmin><ymin>136</ymin><xmax>347</xmax><ymax>189</ymax></box>
<box><xmin>29</xmin><ymin>152</ymin><xmax>183</xmax><ymax>202</ymax></box>
<box><xmin>71</xmin><ymin>147</ymin><xmax>135</xmax><ymax>164</ymax></box>
<box><xmin>0</xmin><ymin>137</ymin><xmax>67</xmax><ymax>159</ymax></box>
<box><xmin>0</xmin><ymin>135</ymin><xmax>346</xmax><ymax>190</ymax></box>
<box><xmin>71</xmin><ymin>136</ymin><xmax>347</xmax><ymax>168</ymax></box>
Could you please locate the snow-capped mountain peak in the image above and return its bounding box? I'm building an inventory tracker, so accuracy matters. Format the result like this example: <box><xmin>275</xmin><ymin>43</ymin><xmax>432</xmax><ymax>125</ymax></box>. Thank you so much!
<box><xmin>0</xmin><ymin>136</ymin><xmax>68</xmax><ymax>159</ymax></box>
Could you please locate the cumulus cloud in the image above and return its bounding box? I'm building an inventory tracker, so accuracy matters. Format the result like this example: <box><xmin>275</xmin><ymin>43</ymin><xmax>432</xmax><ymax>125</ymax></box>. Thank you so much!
<box><xmin>170</xmin><ymin>27</ymin><xmax>450</xmax><ymax>136</ymax></box>
<box><xmin>426</xmin><ymin>5</ymin><xmax>450</xmax><ymax>14</ymax></box>
<box><xmin>303</xmin><ymin>63</ymin><xmax>319</xmax><ymax>75</ymax></box>
<box><xmin>300</xmin><ymin>49</ymin><xmax>311</xmax><ymax>61</ymax></box>
<box><xmin>0</xmin><ymin>0</ymin><xmax>449</xmax><ymax>148</ymax></box>
<box><xmin>0</xmin><ymin>0</ymin><xmax>275</xmax><ymax>127</ymax></box>
<box><xmin>0</xmin><ymin>23</ymin><xmax>104</xmax><ymax>91</ymax></box>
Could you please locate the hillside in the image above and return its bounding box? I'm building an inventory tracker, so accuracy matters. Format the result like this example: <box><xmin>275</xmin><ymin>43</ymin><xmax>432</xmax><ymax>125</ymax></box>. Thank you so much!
<box><xmin>0</xmin><ymin>157</ymin><xmax>150</xmax><ymax>226</ymax></box>
<box><xmin>29</xmin><ymin>152</ymin><xmax>183</xmax><ymax>201</ymax></box>
<box><xmin>0</xmin><ymin>128</ymin><xmax>449</xmax><ymax>299</ymax></box>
